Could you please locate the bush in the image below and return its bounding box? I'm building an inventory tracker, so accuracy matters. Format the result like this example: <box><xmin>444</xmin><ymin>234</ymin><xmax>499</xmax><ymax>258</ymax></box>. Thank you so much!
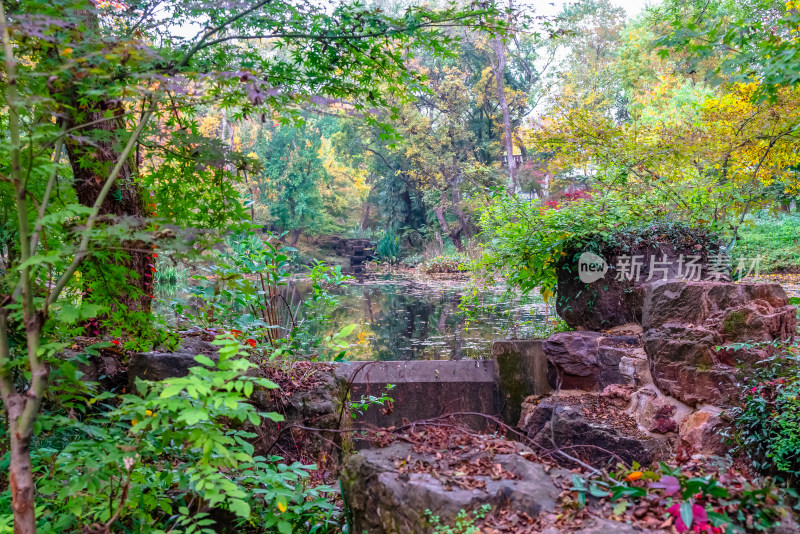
<box><xmin>730</xmin><ymin>339</ymin><xmax>800</xmax><ymax>480</ymax></box>
<box><xmin>420</xmin><ymin>253</ymin><xmax>469</xmax><ymax>274</ymax></box>
<box><xmin>476</xmin><ymin>187</ymin><xmax>722</xmax><ymax>299</ymax></box>
<box><xmin>0</xmin><ymin>336</ymin><xmax>341</xmax><ymax>533</ymax></box>
<box><xmin>376</xmin><ymin>230</ymin><xmax>400</xmax><ymax>263</ymax></box>
<box><xmin>401</xmin><ymin>253</ymin><xmax>423</xmax><ymax>268</ymax></box>
<box><xmin>527</xmin><ymin>315</ymin><xmax>572</xmax><ymax>339</ymax></box>
<box><xmin>571</xmin><ymin>462</ymin><xmax>791</xmax><ymax>532</ymax></box>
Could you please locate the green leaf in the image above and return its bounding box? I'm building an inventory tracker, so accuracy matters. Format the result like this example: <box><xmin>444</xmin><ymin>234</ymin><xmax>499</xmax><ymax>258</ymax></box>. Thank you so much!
<box><xmin>229</xmin><ymin>498</ymin><xmax>251</xmax><ymax>519</ymax></box>
<box><xmin>179</xmin><ymin>407</ymin><xmax>209</xmax><ymax>425</ymax></box>
<box><xmin>194</xmin><ymin>355</ymin><xmax>216</xmax><ymax>367</ymax></box>
<box><xmin>57</xmin><ymin>303</ymin><xmax>80</xmax><ymax>324</ymax></box>
<box><xmin>336</xmin><ymin>323</ymin><xmax>358</xmax><ymax>338</ymax></box>
<box><xmin>15</xmin><ymin>251</ymin><xmax>63</xmax><ymax>272</ymax></box>
<box><xmin>160</xmin><ymin>384</ymin><xmax>184</xmax><ymax>398</ymax></box>
<box><xmin>680</xmin><ymin>501</ymin><xmax>694</xmax><ymax>530</ymax></box>
<box><xmin>56</xmin><ymin>302</ymin><xmax>108</xmax><ymax>324</ymax></box>
<box><xmin>261</xmin><ymin>412</ymin><xmax>285</xmax><ymax>422</ymax></box>
<box><xmin>277</xmin><ymin>521</ymin><xmax>293</xmax><ymax>534</ymax></box>
<box><xmin>256</xmin><ymin>378</ymin><xmax>280</xmax><ymax>389</ymax></box>
<box><xmin>589</xmin><ymin>485</ymin><xmax>610</xmax><ymax>498</ymax></box>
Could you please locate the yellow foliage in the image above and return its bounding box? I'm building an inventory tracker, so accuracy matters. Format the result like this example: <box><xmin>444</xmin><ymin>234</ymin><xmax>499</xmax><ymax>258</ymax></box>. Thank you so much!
<box><xmin>526</xmin><ymin>75</ymin><xmax>800</xmax><ymax>223</ymax></box>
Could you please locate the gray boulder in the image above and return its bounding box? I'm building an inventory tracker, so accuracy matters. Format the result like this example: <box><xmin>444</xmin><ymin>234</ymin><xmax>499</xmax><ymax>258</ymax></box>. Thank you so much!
<box><xmin>555</xmin><ymin>240</ymin><xmax>720</xmax><ymax>331</ymax></box>
<box><xmin>520</xmin><ymin>394</ymin><xmax>672</xmax><ymax>467</ymax></box>
<box><xmin>340</xmin><ymin>442</ymin><xmax>560</xmax><ymax>534</ymax></box>
<box><xmin>128</xmin><ymin>336</ymin><xmax>219</xmax><ymax>387</ymax></box>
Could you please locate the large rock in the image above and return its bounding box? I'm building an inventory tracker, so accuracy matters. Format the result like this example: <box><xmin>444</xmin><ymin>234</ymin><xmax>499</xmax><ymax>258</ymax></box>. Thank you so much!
<box><xmin>555</xmin><ymin>238</ymin><xmax>721</xmax><ymax>331</ymax></box>
<box><xmin>544</xmin><ymin>331</ymin><xmax>645</xmax><ymax>391</ymax></box>
<box><xmin>77</xmin><ymin>353</ymin><xmax>128</xmax><ymax>391</ymax></box>
<box><xmin>520</xmin><ymin>394</ymin><xmax>673</xmax><ymax>467</ymax></box>
<box><xmin>249</xmin><ymin>363</ymin><xmax>352</xmax><ymax>473</ymax></box>
<box><xmin>643</xmin><ymin>281</ymin><xmax>796</xmax><ymax>406</ymax></box>
<box><xmin>341</xmin><ymin>442</ymin><xmax>560</xmax><ymax>534</ymax></box>
<box><xmin>128</xmin><ymin>336</ymin><xmax>219</xmax><ymax>387</ymax></box>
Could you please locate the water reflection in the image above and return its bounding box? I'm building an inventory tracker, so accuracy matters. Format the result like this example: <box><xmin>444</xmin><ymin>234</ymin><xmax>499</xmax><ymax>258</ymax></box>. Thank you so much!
<box><xmin>156</xmin><ymin>271</ymin><xmax>554</xmax><ymax>361</ymax></box>
<box><xmin>324</xmin><ymin>274</ymin><xmax>551</xmax><ymax>361</ymax></box>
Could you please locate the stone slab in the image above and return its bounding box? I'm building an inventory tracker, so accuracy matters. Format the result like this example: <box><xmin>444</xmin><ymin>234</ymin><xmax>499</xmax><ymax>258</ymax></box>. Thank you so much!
<box><xmin>341</xmin><ymin>360</ymin><xmax>497</xmax><ymax>430</ymax></box>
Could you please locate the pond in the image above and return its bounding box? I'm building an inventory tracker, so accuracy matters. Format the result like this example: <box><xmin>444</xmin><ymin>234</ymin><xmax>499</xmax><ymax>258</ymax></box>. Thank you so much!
<box><xmin>320</xmin><ymin>272</ymin><xmax>554</xmax><ymax>361</ymax></box>
<box><xmin>155</xmin><ymin>270</ymin><xmax>557</xmax><ymax>361</ymax></box>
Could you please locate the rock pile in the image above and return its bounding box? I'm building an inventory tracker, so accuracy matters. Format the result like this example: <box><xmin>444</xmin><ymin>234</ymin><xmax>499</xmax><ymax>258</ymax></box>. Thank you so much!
<box><xmin>523</xmin><ymin>279</ymin><xmax>796</xmax><ymax>464</ymax></box>
<box><xmin>643</xmin><ymin>281</ymin><xmax>796</xmax><ymax>406</ymax></box>
<box><xmin>554</xmin><ymin>238</ymin><xmax>723</xmax><ymax>331</ymax></box>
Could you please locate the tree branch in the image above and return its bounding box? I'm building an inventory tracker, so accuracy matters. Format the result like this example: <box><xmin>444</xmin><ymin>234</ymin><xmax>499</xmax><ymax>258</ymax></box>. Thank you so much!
<box><xmin>29</xmin><ymin>135</ymin><xmax>64</xmax><ymax>254</ymax></box>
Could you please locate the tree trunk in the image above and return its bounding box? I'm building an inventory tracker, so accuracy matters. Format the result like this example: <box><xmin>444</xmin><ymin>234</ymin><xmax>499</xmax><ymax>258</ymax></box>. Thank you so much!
<box><xmin>490</xmin><ymin>0</ymin><xmax>518</xmax><ymax>194</ymax></box>
<box><xmin>433</xmin><ymin>206</ymin><xmax>464</xmax><ymax>252</ymax></box>
<box><xmin>9</xmin><ymin>425</ymin><xmax>34</xmax><ymax>534</ymax></box>
<box><xmin>59</xmin><ymin>9</ymin><xmax>152</xmax><ymax>315</ymax></box>
<box><xmin>290</xmin><ymin>228</ymin><xmax>302</xmax><ymax>246</ymax></box>
<box><xmin>450</xmin><ymin>185</ymin><xmax>471</xmax><ymax>242</ymax></box>
<box><xmin>360</xmin><ymin>203</ymin><xmax>371</xmax><ymax>231</ymax></box>
<box><xmin>433</xmin><ymin>228</ymin><xmax>444</xmax><ymax>251</ymax></box>
<box><xmin>6</xmin><ymin>395</ymin><xmax>35</xmax><ymax>534</ymax></box>
<box><xmin>63</xmin><ymin>104</ymin><xmax>153</xmax><ymax>315</ymax></box>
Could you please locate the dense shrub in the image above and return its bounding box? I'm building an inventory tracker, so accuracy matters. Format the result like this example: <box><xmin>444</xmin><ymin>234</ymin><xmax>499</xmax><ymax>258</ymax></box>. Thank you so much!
<box><xmin>596</xmin><ymin>221</ymin><xmax>723</xmax><ymax>257</ymax></box>
<box><xmin>420</xmin><ymin>253</ymin><xmax>469</xmax><ymax>274</ymax></box>
<box><xmin>0</xmin><ymin>337</ymin><xmax>341</xmax><ymax>532</ymax></box>
<box><xmin>476</xmin><ymin>187</ymin><xmax>723</xmax><ymax>298</ymax></box>
<box><xmin>376</xmin><ymin>230</ymin><xmax>400</xmax><ymax>264</ymax></box>
<box><xmin>731</xmin><ymin>339</ymin><xmax>800</xmax><ymax>481</ymax></box>
<box><xmin>571</xmin><ymin>461</ymin><xmax>792</xmax><ymax>532</ymax></box>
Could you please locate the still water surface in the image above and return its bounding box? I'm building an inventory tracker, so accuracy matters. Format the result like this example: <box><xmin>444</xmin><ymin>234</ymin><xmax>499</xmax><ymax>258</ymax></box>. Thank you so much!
<box><xmin>293</xmin><ymin>273</ymin><xmax>550</xmax><ymax>361</ymax></box>
<box><xmin>157</xmin><ymin>272</ymin><xmax>555</xmax><ymax>361</ymax></box>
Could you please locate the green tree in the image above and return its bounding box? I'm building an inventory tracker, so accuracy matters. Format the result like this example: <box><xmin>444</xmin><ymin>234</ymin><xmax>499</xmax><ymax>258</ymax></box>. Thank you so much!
<box><xmin>256</xmin><ymin>121</ymin><xmax>328</xmax><ymax>244</ymax></box>
<box><xmin>658</xmin><ymin>0</ymin><xmax>800</xmax><ymax>98</ymax></box>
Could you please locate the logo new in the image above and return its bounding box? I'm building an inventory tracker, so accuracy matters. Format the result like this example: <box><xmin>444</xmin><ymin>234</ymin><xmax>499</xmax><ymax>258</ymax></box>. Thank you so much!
<box><xmin>578</xmin><ymin>251</ymin><xmax>608</xmax><ymax>283</ymax></box>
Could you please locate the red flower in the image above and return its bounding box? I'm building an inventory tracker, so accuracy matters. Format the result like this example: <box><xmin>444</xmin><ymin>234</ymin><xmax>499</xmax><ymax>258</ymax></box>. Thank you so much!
<box><xmin>245</xmin><ymin>339</ymin><xmax>256</xmax><ymax>348</ymax></box>
<box><xmin>153</xmin><ymin>253</ymin><xmax>158</xmax><ymax>258</ymax></box>
<box><xmin>230</xmin><ymin>329</ymin><xmax>242</xmax><ymax>338</ymax></box>
<box><xmin>111</xmin><ymin>340</ymin><xmax>120</xmax><ymax>345</ymax></box>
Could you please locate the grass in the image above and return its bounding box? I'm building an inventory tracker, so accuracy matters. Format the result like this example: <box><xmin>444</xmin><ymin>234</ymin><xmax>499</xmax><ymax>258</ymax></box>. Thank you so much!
<box><xmin>735</xmin><ymin>212</ymin><xmax>800</xmax><ymax>273</ymax></box>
